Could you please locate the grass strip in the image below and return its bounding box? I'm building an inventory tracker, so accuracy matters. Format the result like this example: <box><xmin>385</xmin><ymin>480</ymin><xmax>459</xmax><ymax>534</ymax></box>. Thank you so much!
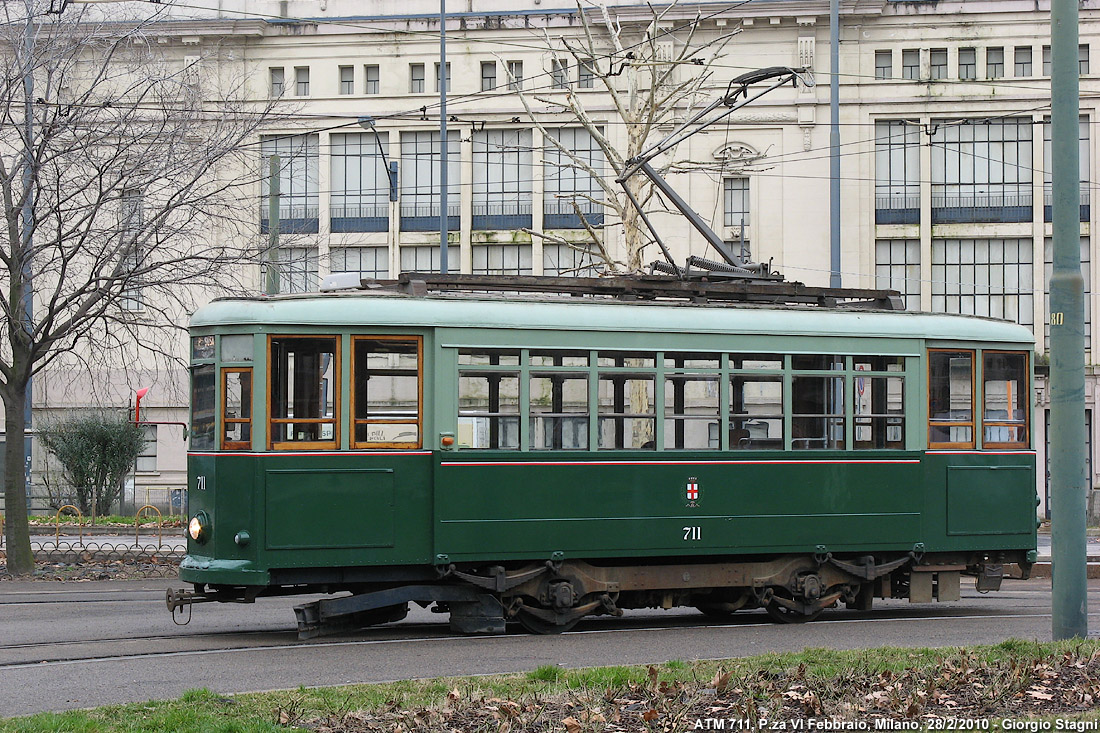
<box><xmin>3</xmin><ymin>639</ymin><xmax>1100</xmax><ymax>732</ymax></box>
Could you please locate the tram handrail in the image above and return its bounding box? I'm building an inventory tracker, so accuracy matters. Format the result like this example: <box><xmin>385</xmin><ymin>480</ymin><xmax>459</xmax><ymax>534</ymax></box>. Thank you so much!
<box><xmin>54</xmin><ymin>505</ymin><xmax>85</xmax><ymax>546</ymax></box>
<box><xmin>134</xmin><ymin>505</ymin><xmax>163</xmax><ymax>549</ymax></box>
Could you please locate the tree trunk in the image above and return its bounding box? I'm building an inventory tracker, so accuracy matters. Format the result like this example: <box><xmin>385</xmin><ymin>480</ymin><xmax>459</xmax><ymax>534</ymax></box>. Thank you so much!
<box><xmin>2</xmin><ymin>382</ymin><xmax>34</xmax><ymax>575</ymax></box>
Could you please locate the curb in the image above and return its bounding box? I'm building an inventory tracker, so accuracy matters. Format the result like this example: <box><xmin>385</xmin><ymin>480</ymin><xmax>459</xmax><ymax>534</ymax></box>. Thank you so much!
<box><xmin>1028</xmin><ymin>562</ymin><xmax>1100</xmax><ymax>578</ymax></box>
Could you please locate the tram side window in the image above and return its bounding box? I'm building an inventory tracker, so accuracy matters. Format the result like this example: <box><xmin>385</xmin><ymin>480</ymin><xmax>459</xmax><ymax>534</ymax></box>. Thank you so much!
<box><xmin>530</xmin><ymin>373</ymin><xmax>588</xmax><ymax>450</ymax></box>
<box><xmin>792</xmin><ymin>374</ymin><xmax>845</xmax><ymax>450</ymax></box>
<box><xmin>928</xmin><ymin>350</ymin><xmax>974</xmax><ymax>448</ymax></box>
<box><xmin>853</xmin><ymin>375</ymin><xmax>904</xmax><ymax>450</ymax></box>
<box><xmin>983</xmin><ymin>351</ymin><xmax>1028</xmax><ymax>447</ymax></box>
<box><xmin>222</xmin><ymin>368</ymin><xmax>252</xmax><ymax>450</ymax></box>
<box><xmin>598</xmin><ymin>368</ymin><xmax>655</xmax><ymax>450</ymax></box>
<box><xmin>730</xmin><ymin>375</ymin><xmax>783</xmax><ymax>450</ymax></box>
<box><xmin>665</xmin><ymin>374</ymin><xmax>719</xmax><ymax>449</ymax></box>
<box><xmin>269</xmin><ymin>336</ymin><xmax>338</xmax><ymax>449</ymax></box>
<box><xmin>190</xmin><ymin>364</ymin><xmax>216</xmax><ymax>451</ymax></box>
<box><xmin>458</xmin><ymin>349</ymin><xmax>519</xmax><ymax>449</ymax></box>
<box><xmin>353</xmin><ymin>337</ymin><xmax>421</xmax><ymax>448</ymax></box>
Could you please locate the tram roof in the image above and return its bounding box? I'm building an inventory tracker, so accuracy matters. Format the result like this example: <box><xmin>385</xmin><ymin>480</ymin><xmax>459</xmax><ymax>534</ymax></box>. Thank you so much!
<box><xmin>191</xmin><ymin>292</ymin><xmax>1035</xmax><ymax>345</ymax></box>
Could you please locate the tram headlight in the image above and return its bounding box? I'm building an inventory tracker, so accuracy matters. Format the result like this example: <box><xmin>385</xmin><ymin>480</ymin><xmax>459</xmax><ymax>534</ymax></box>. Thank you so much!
<box><xmin>188</xmin><ymin>512</ymin><xmax>210</xmax><ymax>544</ymax></box>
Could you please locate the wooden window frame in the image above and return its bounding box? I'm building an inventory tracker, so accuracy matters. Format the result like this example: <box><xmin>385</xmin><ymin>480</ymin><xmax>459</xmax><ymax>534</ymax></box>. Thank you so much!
<box><xmin>221</xmin><ymin>367</ymin><xmax>252</xmax><ymax>451</ymax></box>
<box><xmin>351</xmin><ymin>335</ymin><xmax>423</xmax><ymax>450</ymax></box>
<box><xmin>268</xmin><ymin>335</ymin><xmax>340</xmax><ymax>451</ymax></box>
<box><xmin>981</xmin><ymin>349</ymin><xmax>1030</xmax><ymax>449</ymax></box>
<box><xmin>927</xmin><ymin>348</ymin><xmax>976</xmax><ymax>449</ymax></box>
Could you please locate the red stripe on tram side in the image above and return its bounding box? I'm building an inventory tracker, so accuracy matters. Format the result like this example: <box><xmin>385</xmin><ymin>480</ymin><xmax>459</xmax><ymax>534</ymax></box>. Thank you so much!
<box><xmin>188</xmin><ymin>451</ymin><xmax>434</xmax><ymax>457</ymax></box>
<box><xmin>439</xmin><ymin>458</ymin><xmax>923</xmax><ymax>467</ymax></box>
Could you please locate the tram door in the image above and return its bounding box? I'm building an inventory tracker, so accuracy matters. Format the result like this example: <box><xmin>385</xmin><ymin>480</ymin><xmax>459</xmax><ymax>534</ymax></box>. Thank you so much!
<box><xmin>1044</xmin><ymin>409</ymin><xmax>1093</xmax><ymax>519</ymax></box>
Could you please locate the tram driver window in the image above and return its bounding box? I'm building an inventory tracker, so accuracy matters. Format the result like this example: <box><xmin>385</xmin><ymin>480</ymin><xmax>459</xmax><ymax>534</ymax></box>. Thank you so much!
<box><xmin>269</xmin><ymin>336</ymin><xmax>338</xmax><ymax>449</ymax></box>
<box><xmin>982</xmin><ymin>351</ymin><xmax>1028</xmax><ymax>448</ymax></box>
<box><xmin>353</xmin><ymin>337</ymin><xmax>421</xmax><ymax>448</ymax></box>
<box><xmin>928</xmin><ymin>350</ymin><xmax>974</xmax><ymax>449</ymax></box>
<box><xmin>222</xmin><ymin>368</ymin><xmax>252</xmax><ymax>450</ymax></box>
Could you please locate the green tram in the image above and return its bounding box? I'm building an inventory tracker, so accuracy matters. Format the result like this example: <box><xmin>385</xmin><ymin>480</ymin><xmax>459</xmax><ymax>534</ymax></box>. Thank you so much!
<box><xmin>171</xmin><ymin>276</ymin><xmax>1038</xmax><ymax>636</ymax></box>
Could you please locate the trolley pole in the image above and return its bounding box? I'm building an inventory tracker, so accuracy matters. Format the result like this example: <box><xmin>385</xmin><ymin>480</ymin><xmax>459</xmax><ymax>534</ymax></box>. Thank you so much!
<box><xmin>1049</xmin><ymin>0</ymin><xmax>1088</xmax><ymax>640</ymax></box>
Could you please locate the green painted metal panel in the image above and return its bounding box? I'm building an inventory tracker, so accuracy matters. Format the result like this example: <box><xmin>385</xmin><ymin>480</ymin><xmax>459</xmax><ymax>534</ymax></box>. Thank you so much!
<box><xmin>433</xmin><ymin>454</ymin><xmax>926</xmax><ymax>561</ymax></box>
<box><xmin>265</xmin><ymin>468</ymin><xmax>395</xmax><ymax>550</ymax></box>
<box><xmin>946</xmin><ymin>465</ymin><xmax>1036</xmax><ymax>536</ymax></box>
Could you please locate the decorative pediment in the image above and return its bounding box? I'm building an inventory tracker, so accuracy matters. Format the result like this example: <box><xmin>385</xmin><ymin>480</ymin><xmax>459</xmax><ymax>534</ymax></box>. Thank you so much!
<box><xmin>712</xmin><ymin>142</ymin><xmax>765</xmax><ymax>166</ymax></box>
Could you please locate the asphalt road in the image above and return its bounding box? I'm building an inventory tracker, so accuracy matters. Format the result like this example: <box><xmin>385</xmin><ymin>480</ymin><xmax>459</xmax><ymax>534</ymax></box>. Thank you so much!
<box><xmin>1</xmin><ymin>575</ymin><xmax>1096</xmax><ymax>718</ymax></box>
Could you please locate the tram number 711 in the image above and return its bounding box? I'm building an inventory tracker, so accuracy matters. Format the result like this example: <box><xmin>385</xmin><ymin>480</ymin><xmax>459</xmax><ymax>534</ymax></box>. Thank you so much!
<box><xmin>683</xmin><ymin>526</ymin><xmax>701</xmax><ymax>541</ymax></box>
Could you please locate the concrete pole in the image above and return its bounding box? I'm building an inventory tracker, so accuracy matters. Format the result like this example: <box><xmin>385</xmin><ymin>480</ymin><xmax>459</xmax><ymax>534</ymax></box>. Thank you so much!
<box><xmin>828</xmin><ymin>0</ymin><xmax>841</xmax><ymax>288</ymax></box>
<box><xmin>439</xmin><ymin>0</ymin><xmax>448</xmax><ymax>273</ymax></box>
<box><xmin>1049</xmin><ymin>0</ymin><xmax>1088</xmax><ymax>640</ymax></box>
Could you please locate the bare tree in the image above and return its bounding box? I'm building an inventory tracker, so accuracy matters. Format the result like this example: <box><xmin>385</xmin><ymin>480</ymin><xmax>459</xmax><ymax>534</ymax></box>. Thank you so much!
<box><xmin>0</xmin><ymin>2</ymin><xmax>277</xmax><ymax>574</ymax></box>
<box><xmin>511</xmin><ymin>0</ymin><xmax>739</xmax><ymax>272</ymax></box>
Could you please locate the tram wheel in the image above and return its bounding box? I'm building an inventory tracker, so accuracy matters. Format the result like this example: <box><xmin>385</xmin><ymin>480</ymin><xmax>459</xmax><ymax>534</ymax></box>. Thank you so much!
<box><xmin>764</xmin><ymin>593</ymin><xmax>823</xmax><ymax>624</ymax></box>
<box><xmin>515</xmin><ymin>607</ymin><xmax>581</xmax><ymax>635</ymax></box>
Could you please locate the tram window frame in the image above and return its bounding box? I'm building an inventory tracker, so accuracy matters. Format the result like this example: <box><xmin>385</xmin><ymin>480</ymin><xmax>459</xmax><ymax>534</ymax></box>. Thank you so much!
<box><xmin>351</xmin><ymin>335</ymin><xmax>423</xmax><ymax>450</ymax></box>
<box><xmin>730</xmin><ymin>373</ymin><xmax>784</xmax><ymax>450</ymax></box>
<box><xmin>928</xmin><ymin>348</ymin><xmax>976</xmax><ymax>449</ymax></box>
<box><xmin>458</xmin><ymin>348</ymin><xmax>520</xmax><ymax>450</ymax></box>
<box><xmin>665</xmin><ymin>372</ymin><xmax>720</xmax><ymax>450</ymax></box>
<box><xmin>190</xmin><ymin>364</ymin><xmax>216</xmax><ymax>451</ymax></box>
<box><xmin>268</xmin><ymin>335</ymin><xmax>340</xmax><ymax>450</ymax></box>
<box><xmin>981</xmin><ymin>350</ymin><xmax>1029</xmax><ymax>448</ymax></box>
<box><xmin>597</xmin><ymin>369</ymin><xmax>656</xmax><ymax>450</ymax></box>
<box><xmin>221</xmin><ymin>367</ymin><xmax>253</xmax><ymax>451</ymax></box>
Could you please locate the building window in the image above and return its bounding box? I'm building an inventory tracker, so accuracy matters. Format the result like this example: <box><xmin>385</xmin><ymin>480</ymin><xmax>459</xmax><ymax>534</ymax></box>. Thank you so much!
<box><xmin>1082</xmin><ymin>44</ymin><xmax>1091</xmax><ymax>75</ymax></box>
<box><xmin>472</xmin><ymin>129</ymin><xmax>532</xmax><ymax>230</ymax></box>
<box><xmin>136</xmin><ymin>425</ymin><xmax>158</xmax><ymax>472</ymax></box>
<box><xmin>543</xmin><ymin>127</ymin><xmax>605</xmax><ymax>229</ymax></box>
<box><xmin>434</xmin><ymin>62</ymin><xmax>451</xmax><ymax>93</ymax></box>
<box><xmin>874</xmin><ymin>50</ymin><xmax>892</xmax><ymax>80</ymax></box>
<box><xmin>543</xmin><ymin>244</ymin><xmax>604</xmax><ymax>277</ymax></box>
<box><xmin>260</xmin><ymin>134</ymin><xmax>319</xmax><ymax>234</ymax></box>
<box><xmin>270</xmin><ymin>67</ymin><xmax>284</xmax><ymax>97</ymax></box>
<box><xmin>552</xmin><ymin>59</ymin><xmax>569</xmax><ymax>89</ymax></box>
<box><xmin>901</xmin><ymin>49</ymin><xmax>919</xmax><ymax>80</ymax></box>
<box><xmin>930</xmin><ymin>118</ymin><xmax>1032</xmax><ymax>222</ymax></box>
<box><xmin>331</xmin><ymin>246</ymin><xmax>389</xmax><ymax>281</ymax></box>
<box><xmin>399</xmin><ymin>131</ymin><xmax>460</xmax><ymax>232</ymax></box>
<box><xmin>958</xmin><ymin>48</ymin><xmax>976</xmax><ymax>80</ymax></box>
<box><xmin>578</xmin><ymin>57</ymin><xmax>596</xmax><ymax>88</ymax></box>
<box><xmin>481</xmin><ymin>61</ymin><xmax>496</xmax><ymax>91</ymax></box>
<box><xmin>507</xmin><ymin>60</ymin><xmax>523</xmax><ymax>90</ymax></box>
<box><xmin>294</xmin><ymin>66</ymin><xmax>309</xmax><ymax>96</ymax></box>
<box><xmin>930</xmin><ymin>49</ymin><xmax>948</xmax><ymax>79</ymax></box>
<box><xmin>1014</xmin><ymin>46</ymin><xmax>1032</xmax><ymax>76</ymax></box>
<box><xmin>273</xmin><ymin>247</ymin><xmax>320</xmax><ymax>294</ymax></box>
<box><xmin>119</xmin><ymin>188</ymin><xmax>144</xmax><ymax>311</ymax></box>
<box><xmin>410</xmin><ymin>63</ymin><xmax>425</xmax><ymax>93</ymax></box>
<box><xmin>874</xmin><ymin>120</ymin><xmax>920</xmax><ymax>223</ymax></box>
<box><xmin>400</xmin><ymin>245</ymin><xmax>458</xmax><ymax>273</ymax></box>
<box><xmin>339</xmin><ymin>66</ymin><xmax>354</xmax><ymax>95</ymax></box>
<box><xmin>722</xmin><ymin>177</ymin><xmax>749</xmax><ymax>229</ymax></box>
<box><xmin>331</xmin><ymin>132</ymin><xmax>389</xmax><ymax>233</ymax></box>
<box><xmin>1042</xmin><ymin>116</ymin><xmax>1090</xmax><ymax>221</ymax></box>
<box><xmin>875</xmin><ymin>239</ymin><xmax>921</xmax><ymax>310</ymax></box>
<box><xmin>365</xmin><ymin>65</ymin><xmax>379</xmax><ymax>94</ymax></box>
<box><xmin>1045</xmin><ymin>237</ymin><xmax>1092</xmax><ymax>351</ymax></box>
<box><xmin>986</xmin><ymin>47</ymin><xmax>1004</xmax><ymax>78</ymax></box>
<box><xmin>1043</xmin><ymin>45</ymin><xmax>1052</xmax><ymax>76</ymax></box>
<box><xmin>931</xmin><ymin>238</ymin><xmax>1034</xmax><ymax>326</ymax></box>
<box><xmin>472</xmin><ymin>244</ymin><xmax>533</xmax><ymax>275</ymax></box>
